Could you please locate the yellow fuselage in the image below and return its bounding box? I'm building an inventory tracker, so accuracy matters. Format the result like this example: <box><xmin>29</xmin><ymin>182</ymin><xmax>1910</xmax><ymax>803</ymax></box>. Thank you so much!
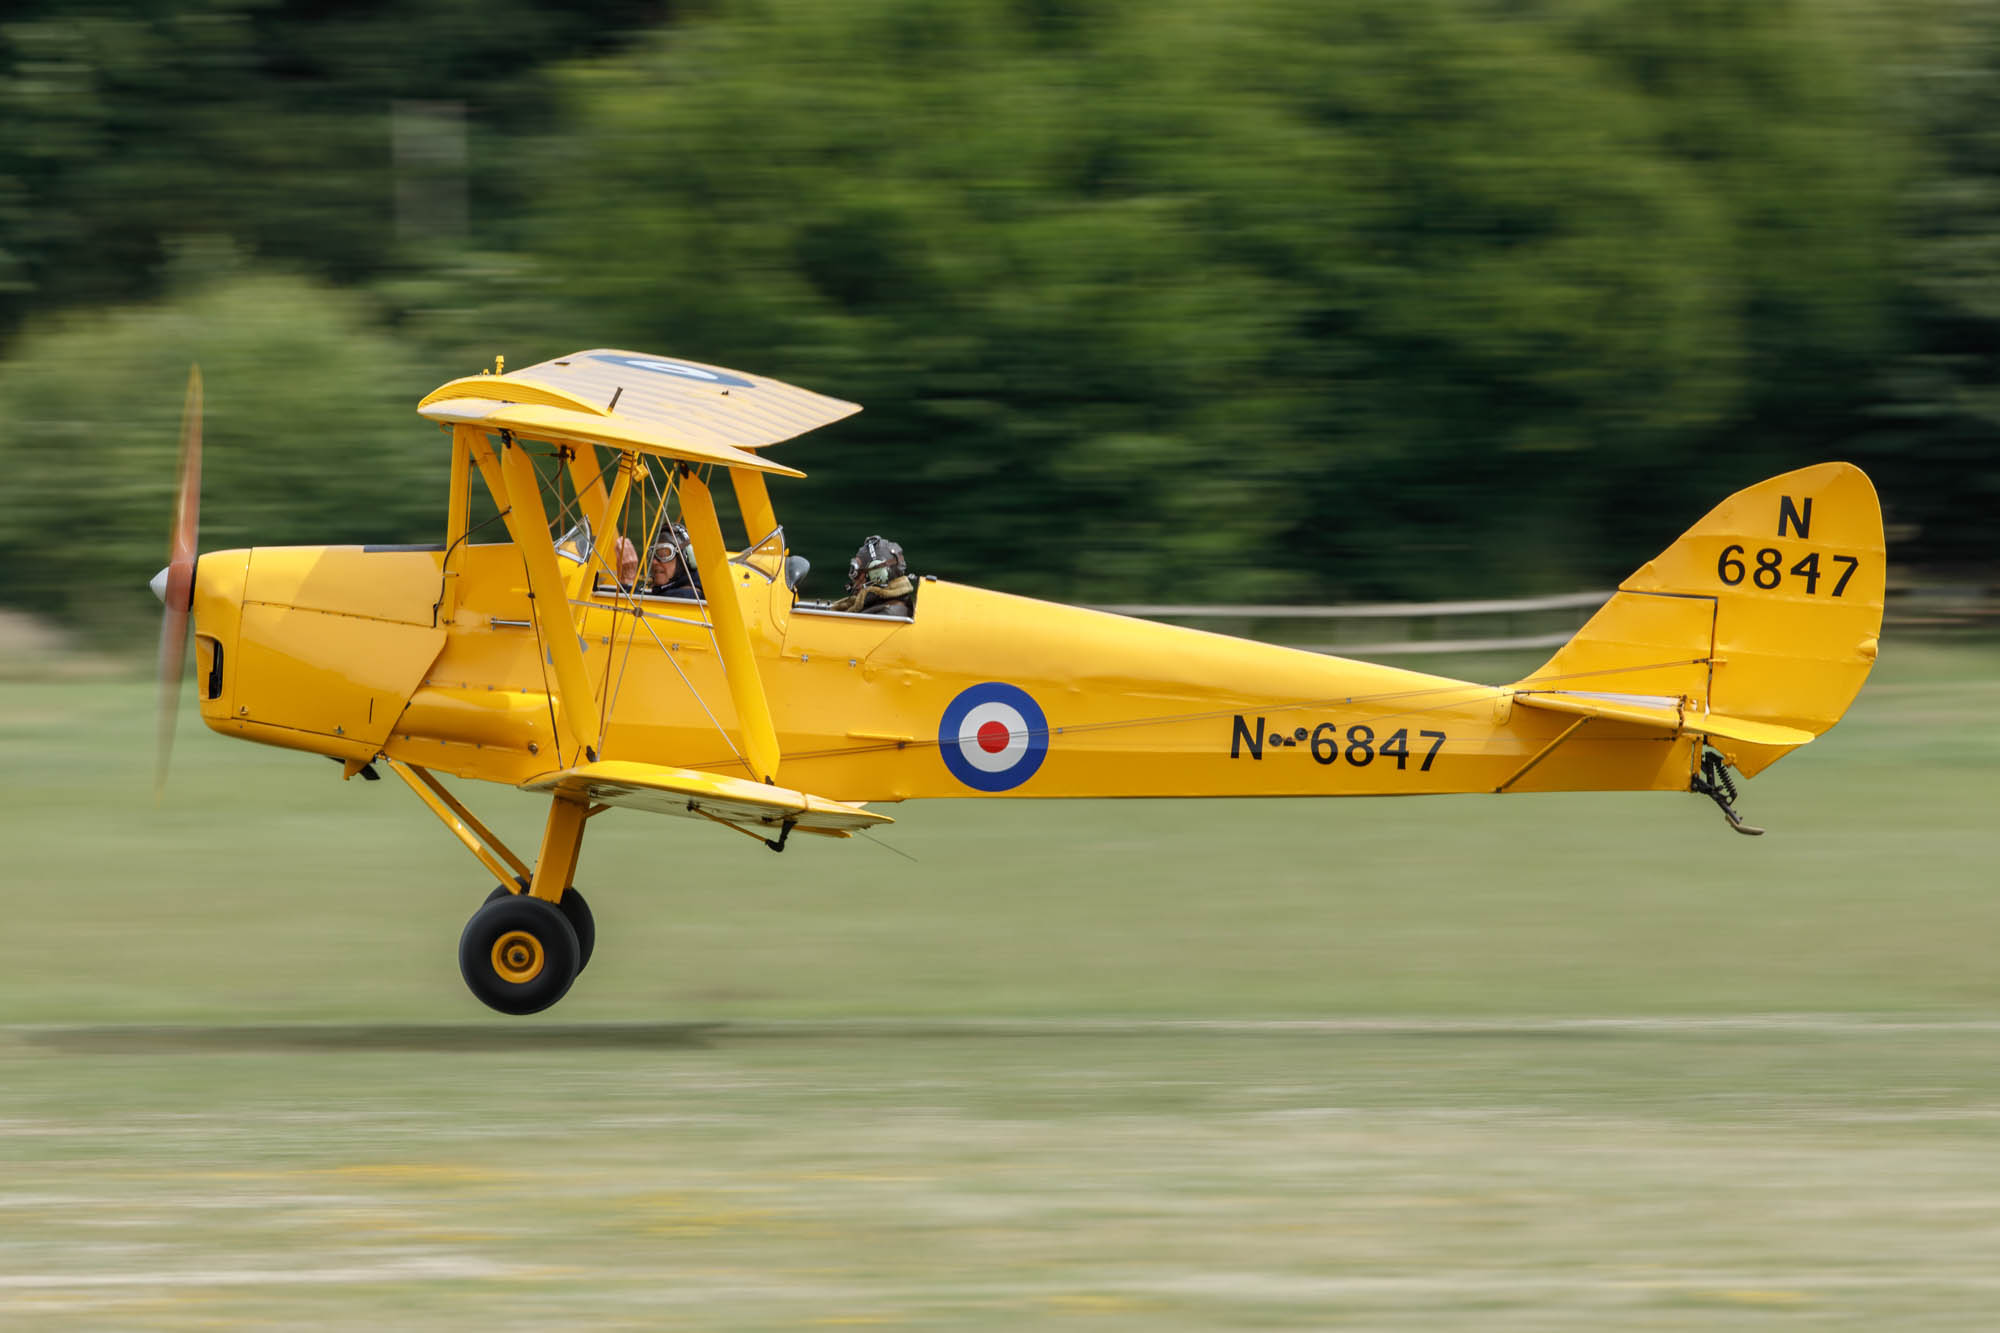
<box><xmin>189</xmin><ymin>542</ymin><xmax>1692</xmax><ymax>804</ymax></box>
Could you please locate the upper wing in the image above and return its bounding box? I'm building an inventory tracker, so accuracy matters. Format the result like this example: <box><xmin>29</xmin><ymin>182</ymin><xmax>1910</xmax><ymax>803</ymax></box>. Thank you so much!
<box><xmin>521</xmin><ymin>760</ymin><xmax>891</xmax><ymax>835</ymax></box>
<box><xmin>419</xmin><ymin>348</ymin><xmax>859</xmax><ymax>467</ymax></box>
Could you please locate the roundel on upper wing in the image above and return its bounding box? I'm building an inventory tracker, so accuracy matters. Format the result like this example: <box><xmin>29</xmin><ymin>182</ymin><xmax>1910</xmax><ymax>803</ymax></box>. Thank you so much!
<box><xmin>938</xmin><ymin>683</ymin><xmax>1049</xmax><ymax>793</ymax></box>
<box><xmin>589</xmin><ymin>353</ymin><xmax>755</xmax><ymax>389</ymax></box>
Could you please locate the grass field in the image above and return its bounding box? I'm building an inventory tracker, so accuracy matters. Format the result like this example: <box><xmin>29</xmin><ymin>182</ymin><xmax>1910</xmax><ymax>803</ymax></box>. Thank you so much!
<box><xmin>2</xmin><ymin>639</ymin><xmax>1997</xmax><ymax>1327</ymax></box>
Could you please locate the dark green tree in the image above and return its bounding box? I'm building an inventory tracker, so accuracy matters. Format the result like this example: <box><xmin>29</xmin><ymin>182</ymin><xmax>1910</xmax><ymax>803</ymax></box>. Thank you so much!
<box><xmin>0</xmin><ymin>0</ymin><xmax>668</xmax><ymax>342</ymax></box>
<box><xmin>1860</xmin><ymin>0</ymin><xmax>2000</xmax><ymax>572</ymax></box>
<box><xmin>498</xmin><ymin>0</ymin><xmax>1904</xmax><ymax>600</ymax></box>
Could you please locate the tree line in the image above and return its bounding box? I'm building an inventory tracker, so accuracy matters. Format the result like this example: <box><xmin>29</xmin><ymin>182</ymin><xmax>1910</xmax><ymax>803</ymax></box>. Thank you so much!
<box><xmin>2</xmin><ymin>0</ymin><xmax>1993</xmax><ymax>639</ymax></box>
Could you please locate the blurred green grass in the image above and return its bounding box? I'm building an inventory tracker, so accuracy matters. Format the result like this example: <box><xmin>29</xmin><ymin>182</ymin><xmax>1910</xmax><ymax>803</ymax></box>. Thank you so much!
<box><xmin>1</xmin><ymin>638</ymin><xmax>1994</xmax><ymax>1023</ymax></box>
<box><xmin>2</xmin><ymin>637</ymin><xmax>1997</xmax><ymax>1328</ymax></box>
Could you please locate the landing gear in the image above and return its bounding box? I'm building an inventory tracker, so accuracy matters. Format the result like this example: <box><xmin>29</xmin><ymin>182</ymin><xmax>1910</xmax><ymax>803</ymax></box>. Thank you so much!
<box><xmin>459</xmin><ymin>891</ymin><xmax>582</xmax><ymax>1015</ymax></box>
<box><xmin>486</xmin><ymin>882</ymin><xmax>596</xmax><ymax>972</ymax></box>
<box><xmin>384</xmin><ymin>761</ymin><xmax>601</xmax><ymax>1014</ymax></box>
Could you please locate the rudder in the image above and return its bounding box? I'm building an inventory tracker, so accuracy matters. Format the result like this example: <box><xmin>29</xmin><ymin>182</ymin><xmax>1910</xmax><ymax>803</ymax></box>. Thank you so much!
<box><xmin>1518</xmin><ymin>463</ymin><xmax>1884</xmax><ymax>776</ymax></box>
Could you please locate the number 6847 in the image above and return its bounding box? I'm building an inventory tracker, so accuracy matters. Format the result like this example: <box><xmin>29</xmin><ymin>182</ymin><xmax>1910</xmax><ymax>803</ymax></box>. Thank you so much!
<box><xmin>1717</xmin><ymin>545</ymin><xmax>1859</xmax><ymax>597</ymax></box>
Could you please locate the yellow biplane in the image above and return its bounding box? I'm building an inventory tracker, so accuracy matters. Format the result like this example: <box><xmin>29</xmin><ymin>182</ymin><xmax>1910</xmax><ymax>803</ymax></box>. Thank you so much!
<box><xmin>153</xmin><ymin>351</ymin><xmax>1885</xmax><ymax>1014</ymax></box>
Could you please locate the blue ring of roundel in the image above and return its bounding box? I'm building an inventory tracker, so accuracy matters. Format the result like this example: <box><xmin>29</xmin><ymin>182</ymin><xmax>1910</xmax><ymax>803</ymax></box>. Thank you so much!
<box><xmin>589</xmin><ymin>353</ymin><xmax>755</xmax><ymax>389</ymax></box>
<box><xmin>938</xmin><ymin>682</ymin><xmax>1050</xmax><ymax>793</ymax></box>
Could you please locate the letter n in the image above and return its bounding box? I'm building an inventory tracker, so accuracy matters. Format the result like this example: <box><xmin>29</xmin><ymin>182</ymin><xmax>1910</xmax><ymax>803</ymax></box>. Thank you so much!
<box><xmin>1778</xmin><ymin>495</ymin><xmax>1812</xmax><ymax>539</ymax></box>
<box><xmin>1231</xmin><ymin>715</ymin><xmax>1265</xmax><ymax>760</ymax></box>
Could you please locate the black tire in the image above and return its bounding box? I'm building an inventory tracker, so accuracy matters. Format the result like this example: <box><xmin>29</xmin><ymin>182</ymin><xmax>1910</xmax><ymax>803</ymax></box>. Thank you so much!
<box><xmin>555</xmin><ymin>886</ymin><xmax>595</xmax><ymax>973</ymax></box>
<box><xmin>485</xmin><ymin>883</ymin><xmax>595</xmax><ymax>973</ymax></box>
<box><xmin>459</xmin><ymin>892</ymin><xmax>581</xmax><ymax>1015</ymax></box>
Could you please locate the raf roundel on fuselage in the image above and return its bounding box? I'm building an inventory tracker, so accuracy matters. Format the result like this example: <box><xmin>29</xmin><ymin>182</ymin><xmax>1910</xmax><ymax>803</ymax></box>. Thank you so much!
<box><xmin>939</xmin><ymin>682</ymin><xmax>1050</xmax><ymax>793</ymax></box>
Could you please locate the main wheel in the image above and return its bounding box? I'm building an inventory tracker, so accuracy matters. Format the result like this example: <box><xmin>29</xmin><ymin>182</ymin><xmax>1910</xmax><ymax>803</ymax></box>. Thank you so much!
<box><xmin>485</xmin><ymin>883</ymin><xmax>595</xmax><ymax>973</ymax></box>
<box><xmin>459</xmin><ymin>891</ymin><xmax>581</xmax><ymax>1015</ymax></box>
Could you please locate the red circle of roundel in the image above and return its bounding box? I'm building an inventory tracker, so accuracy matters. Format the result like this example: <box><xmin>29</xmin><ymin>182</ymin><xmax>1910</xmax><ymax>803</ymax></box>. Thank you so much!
<box><xmin>977</xmin><ymin>720</ymin><xmax>1010</xmax><ymax>753</ymax></box>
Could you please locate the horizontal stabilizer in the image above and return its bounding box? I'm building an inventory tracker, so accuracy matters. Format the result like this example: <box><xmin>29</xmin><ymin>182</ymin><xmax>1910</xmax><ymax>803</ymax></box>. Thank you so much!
<box><xmin>522</xmin><ymin>761</ymin><xmax>890</xmax><ymax>834</ymax></box>
<box><xmin>1512</xmin><ymin>690</ymin><xmax>1815</xmax><ymax>747</ymax></box>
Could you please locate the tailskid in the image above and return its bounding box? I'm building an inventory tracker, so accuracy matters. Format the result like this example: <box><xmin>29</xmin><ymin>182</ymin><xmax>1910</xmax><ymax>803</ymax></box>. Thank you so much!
<box><xmin>1690</xmin><ymin>748</ymin><xmax>1764</xmax><ymax>837</ymax></box>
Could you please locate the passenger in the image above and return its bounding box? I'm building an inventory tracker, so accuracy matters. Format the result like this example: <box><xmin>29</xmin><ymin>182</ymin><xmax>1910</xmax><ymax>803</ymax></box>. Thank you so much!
<box><xmin>830</xmin><ymin>535</ymin><xmax>913</xmax><ymax>615</ymax></box>
<box><xmin>645</xmin><ymin>524</ymin><xmax>701</xmax><ymax>598</ymax></box>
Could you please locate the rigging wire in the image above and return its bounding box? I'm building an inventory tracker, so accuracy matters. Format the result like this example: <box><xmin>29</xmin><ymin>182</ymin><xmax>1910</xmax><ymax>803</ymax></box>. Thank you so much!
<box><xmin>457</xmin><ymin>437</ymin><xmax>748</xmax><ymax>774</ymax></box>
<box><xmin>592</xmin><ymin>455</ymin><xmax>644</xmax><ymax>747</ymax></box>
<box><xmin>539</xmin><ymin>453</ymin><xmax>748</xmax><ymax>772</ymax></box>
<box><xmin>625</xmin><ymin>597</ymin><xmax>749</xmax><ymax>771</ymax></box>
<box><xmin>856</xmin><ymin>829</ymin><xmax>919</xmax><ymax>864</ymax></box>
<box><xmin>641</xmin><ymin>462</ymin><xmax>749</xmax><ymax>770</ymax></box>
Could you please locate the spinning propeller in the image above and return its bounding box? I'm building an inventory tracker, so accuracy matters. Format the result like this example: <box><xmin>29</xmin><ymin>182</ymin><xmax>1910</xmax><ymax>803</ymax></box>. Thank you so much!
<box><xmin>151</xmin><ymin>366</ymin><xmax>202</xmax><ymax>799</ymax></box>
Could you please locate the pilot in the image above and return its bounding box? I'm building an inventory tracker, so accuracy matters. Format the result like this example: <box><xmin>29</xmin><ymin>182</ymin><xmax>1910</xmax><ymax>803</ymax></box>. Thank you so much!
<box><xmin>830</xmin><ymin>535</ymin><xmax>913</xmax><ymax>615</ymax></box>
<box><xmin>645</xmin><ymin>525</ymin><xmax>701</xmax><ymax>598</ymax></box>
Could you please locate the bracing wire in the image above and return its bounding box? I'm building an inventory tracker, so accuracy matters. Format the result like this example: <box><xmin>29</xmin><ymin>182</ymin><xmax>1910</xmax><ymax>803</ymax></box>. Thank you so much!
<box><xmin>592</xmin><ymin>454</ymin><xmax>656</xmax><ymax>748</ymax></box>
<box><xmin>626</xmin><ymin>599</ymin><xmax>749</xmax><ymax>770</ymax></box>
<box><xmin>590</xmin><ymin>456</ymin><xmax>640</xmax><ymax>749</ymax></box>
<box><xmin>541</xmin><ymin>451</ymin><xmax>748</xmax><ymax>773</ymax></box>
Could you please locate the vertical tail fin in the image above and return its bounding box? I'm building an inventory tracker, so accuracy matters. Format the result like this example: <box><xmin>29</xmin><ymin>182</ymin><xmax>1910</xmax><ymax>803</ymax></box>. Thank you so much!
<box><xmin>1515</xmin><ymin>463</ymin><xmax>1884</xmax><ymax>776</ymax></box>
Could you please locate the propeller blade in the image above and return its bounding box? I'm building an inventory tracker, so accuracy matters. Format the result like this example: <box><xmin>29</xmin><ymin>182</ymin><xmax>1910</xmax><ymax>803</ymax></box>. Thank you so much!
<box><xmin>154</xmin><ymin>365</ymin><xmax>202</xmax><ymax>800</ymax></box>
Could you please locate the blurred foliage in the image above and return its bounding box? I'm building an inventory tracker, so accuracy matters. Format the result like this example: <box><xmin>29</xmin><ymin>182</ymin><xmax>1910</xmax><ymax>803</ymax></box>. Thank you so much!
<box><xmin>1860</xmin><ymin>0</ymin><xmax>2000</xmax><ymax>572</ymax></box>
<box><xmin>0</xmin><ymin>0</ymin><xmax>667</xmax><ymax>333</ymax></box>
<box><xmin>0</xmin><ymin>261</ymin><xmax>449</xmax><ymax>640</ymax></box>
<box><xmin>0</xmin><ymin>0</ymin><xmax>1994</xmax><ymax>632</ymax></box>
<box><xmin>493</xmin><ymin>0</ymin><xmax>1911</xmax><ymax>598</ymax></box>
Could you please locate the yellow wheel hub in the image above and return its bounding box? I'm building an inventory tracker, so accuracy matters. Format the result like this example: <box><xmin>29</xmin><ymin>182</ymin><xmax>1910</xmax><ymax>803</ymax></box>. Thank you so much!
<box><xmin>491</xmin><ymin>930</ymin><xmax>545</xmax><ymax>984</ymax></box>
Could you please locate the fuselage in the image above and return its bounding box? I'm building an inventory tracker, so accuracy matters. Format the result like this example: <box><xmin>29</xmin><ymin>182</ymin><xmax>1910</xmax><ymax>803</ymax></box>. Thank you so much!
<box><xmin>188</xmin><ymin>543</ymin><xmax>1696</xmax><ymax>802</ymax></box>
